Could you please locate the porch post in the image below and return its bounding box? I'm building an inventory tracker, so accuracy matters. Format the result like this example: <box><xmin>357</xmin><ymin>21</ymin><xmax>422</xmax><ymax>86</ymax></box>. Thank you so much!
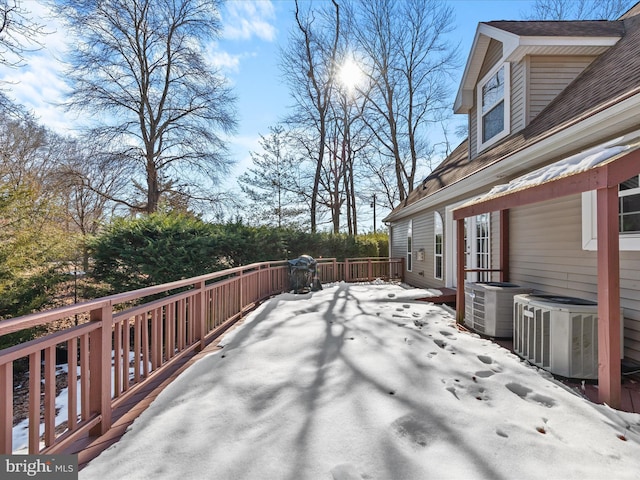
<box><xmin>456</xmin><ymin>218</ymin><xmax>466</xmax><ymax>324</ymax></box>
<box><xmin>89</xmin><ymin>304</ymin><xmax>113</xmax><ymax>435</ymax></box>
<box><xmin>499</xmin><ymin>209</ymin><xmax>510</xmax><ymax>282</ymax></box>
<box><xmin>596</xmin><ymin>186</ymin><xmax>621</xmax><ymax>408</ymax></box>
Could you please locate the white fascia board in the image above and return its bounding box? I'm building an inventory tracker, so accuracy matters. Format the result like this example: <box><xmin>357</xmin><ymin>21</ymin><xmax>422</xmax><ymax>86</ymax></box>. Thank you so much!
<box><xmin>517</xmin><ymin>35</ymin><xmax>620</xmax><ymax>47</ymax></box>
<box><xmin>453</xmin><ymin>24</ymin><xmax>509</xmax><ymax>112</ymax></box>
<box><xmin>386</xmin><ymin>92</ymin><xmax>640</xmax><ymax>223</ymax></box>
<box><xmin>506</xmin><ymin>35</ymin><xmax>620</xmax><ymax>61</ymax></box>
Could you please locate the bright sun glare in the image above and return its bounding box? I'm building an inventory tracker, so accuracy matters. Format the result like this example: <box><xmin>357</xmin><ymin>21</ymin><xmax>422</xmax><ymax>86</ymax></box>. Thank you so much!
<box><xmin>338</xmin><ymin>57</ymin><xmax>362</xmax><ymax>92</ymax></box>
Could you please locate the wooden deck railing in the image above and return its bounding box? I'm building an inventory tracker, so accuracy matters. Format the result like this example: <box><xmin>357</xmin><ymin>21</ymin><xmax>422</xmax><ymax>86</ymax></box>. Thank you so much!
<box><xmin>0</xmin><ymin>257</ymin><xmax>403</xmax><ymax>455</ymax></box>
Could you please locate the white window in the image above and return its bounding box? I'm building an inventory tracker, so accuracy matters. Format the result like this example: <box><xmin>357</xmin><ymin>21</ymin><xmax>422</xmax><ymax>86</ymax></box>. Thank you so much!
<box><xmin>434</xmin><ymin>212</ymin><xmax>443</xmax><ymax>280</ymax></box>
<box><xmin>582</xmin><ymin>175</ymin><xmax>640</xmax><ymax>250</ymax></box>
<box><xmin>620</xmin><ymin>175</ymin><xmax>640</xmax><ymax>233</ymax></box>
<box><xmin>407</xmin><ymin>220</ymin><xmax>413</xmax><ymax>272</ymax></box>
<box><xmin>477</xmin><ymin>62</ymin><xmax>510</xmax><ymax>152</ymax></box>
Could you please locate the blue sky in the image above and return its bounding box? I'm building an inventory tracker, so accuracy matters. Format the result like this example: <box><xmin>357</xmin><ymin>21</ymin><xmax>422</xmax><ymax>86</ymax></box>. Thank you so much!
<box><xmin>0</xmin><ymin>0</ymin><xmax>534</xmax><ymax>202</ymax></box>
<box><xmin>217</xmin><ymin>0</ymin><xmax>535</xmax><ymax>178</ymax></box>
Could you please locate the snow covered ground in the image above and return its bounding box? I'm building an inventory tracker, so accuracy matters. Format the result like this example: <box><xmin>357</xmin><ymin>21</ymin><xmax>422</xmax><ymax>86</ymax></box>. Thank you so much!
<box><xmin>79</xmin><ymin>283</ymin><xmax>640</xmax><ymax>479</ymax></box>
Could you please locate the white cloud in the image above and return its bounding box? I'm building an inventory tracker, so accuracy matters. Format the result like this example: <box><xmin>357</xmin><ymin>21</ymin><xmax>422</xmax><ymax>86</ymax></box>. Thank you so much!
<box><xmin>227</xmin><ymin>133</ymin><xmax>262</xmax><ymax>175</ymax></box>
<box><xmin>206</xmin><ymin>48</ymin><xmax>243</xmax><ymax>73</ymax></box>
<box><xmin>222</xmin><ymin>1</ymin><xmax>277</xmax><ymax>41</ymax></box>
<box><xmin>0</xmin><ymin>0</ymin><xmax>81</xmax><ymax>134</ymax></box>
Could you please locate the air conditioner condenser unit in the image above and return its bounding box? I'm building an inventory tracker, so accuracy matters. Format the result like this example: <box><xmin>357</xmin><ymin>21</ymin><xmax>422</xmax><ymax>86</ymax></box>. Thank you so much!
<box><xmin>464</xmin><ymin>282</ymin><xmax>533</xmax><ymax>337</ymax></box>
<box><xmin>513</xmin><ymin>294</ymin><xmax>624</xmax><ymax>379</ymax></box>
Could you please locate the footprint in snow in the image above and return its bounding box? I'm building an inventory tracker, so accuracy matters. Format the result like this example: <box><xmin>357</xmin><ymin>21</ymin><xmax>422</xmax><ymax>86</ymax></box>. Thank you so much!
<box><xmin>496</xmin><ymin>428</ymin><xmax>509</xmax><ymax>438</ymax></box>
<box><xmin>446</xmin><ymin>386</ymin><xmax>460</xmax><ymax>400</ymax></box>
<box><xmin>443</xmin><ymin>378</ymin><xmax>489</xmax><ymax>402</ymax></box>
<box><xmin>470</xmin><ymin>385</ymin><xmax>489</xmax><ymax>401</ymax></box>
<box><xmin>475</xmin><ymin>370</ymin><xmax>495</xmax><ymax>378</ymax></box>
<box><xmin>477</xmin><ymin>355</ymin><xmax>493</xmax><ymax>365</ymax></box>
<box><xmin>391</xmin><ymin>414</ymin><xmax>436</xmax><ymax>449</ymax></box>
<box><xmin>439</xmin><ymin>330</ymin><xmax>456</xmax><ymax>339</ymax></box>
<box><xmin>433</xmin><ymin>338</ymin><xmax>447</xmax><ymax>349</ymax></box>
<box><xmin>506</xmin><ymin>382</ymin><xmax>556</xmax><ymax>408</ymax></box>
<box><xmin>388</xmin><ymin>293</ymin><xmax>396</xmax><ymax>298</ymax></box>
<box><xmin>331</xmin><ymin>464</ymin><xmax>365</xmax><ymax>480</ymax></box>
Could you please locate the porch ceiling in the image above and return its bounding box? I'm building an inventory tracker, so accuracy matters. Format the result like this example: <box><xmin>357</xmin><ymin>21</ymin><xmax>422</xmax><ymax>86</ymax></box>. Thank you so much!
<box><xmin>453</xmin><ymin>129</ymin><xmax>640</xmax><ymax>220</ymax></box>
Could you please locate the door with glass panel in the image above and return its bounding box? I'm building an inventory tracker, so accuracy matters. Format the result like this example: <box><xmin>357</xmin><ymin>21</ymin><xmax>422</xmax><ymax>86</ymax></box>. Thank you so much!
<box><xmin>464</xmin><ymin>214</ymin><xmax>491</xmax><ymax>282</ymax></box>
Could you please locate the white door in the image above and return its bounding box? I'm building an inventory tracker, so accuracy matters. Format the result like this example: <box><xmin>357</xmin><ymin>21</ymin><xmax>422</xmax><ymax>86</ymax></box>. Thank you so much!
<box><xmin>445</xmin><ymin>206</ymin><xmax>492</xmax><ymax>287</ymax></box>
<box><xmin>465</xmin><ymin>214</ymin><xmax>491</xmax><ymax>283</ymax></box>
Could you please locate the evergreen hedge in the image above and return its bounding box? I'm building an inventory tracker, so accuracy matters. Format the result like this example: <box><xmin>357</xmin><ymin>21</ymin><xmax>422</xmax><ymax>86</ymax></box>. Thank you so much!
<box><xmin>89</xmin><ymin>213</ymin><xmax>389</xmax><ymax>293</ymax></box>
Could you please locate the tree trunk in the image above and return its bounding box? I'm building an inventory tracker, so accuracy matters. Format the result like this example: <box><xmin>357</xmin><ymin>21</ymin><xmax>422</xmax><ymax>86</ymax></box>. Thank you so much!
<box><xmin>146</xmin><ymin>160</ymin><xmax>160</xmax><ymax>213</ymax></box>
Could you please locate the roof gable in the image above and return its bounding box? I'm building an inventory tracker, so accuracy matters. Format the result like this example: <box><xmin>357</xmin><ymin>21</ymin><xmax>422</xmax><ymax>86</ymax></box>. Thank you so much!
<box><xmin>454</xmin><ymin>21</ymin><xmax>623</xmax><ymax>113</ymax></box>
<box><xmin>386</xmin><ymin>13</ymin><xmax>640</xmax><ymax>223</ymax></box>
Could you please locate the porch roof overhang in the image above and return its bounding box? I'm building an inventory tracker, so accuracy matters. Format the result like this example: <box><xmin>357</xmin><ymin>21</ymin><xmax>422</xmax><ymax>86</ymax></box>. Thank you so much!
<box><xmin>453</xmin><ymin>130</ymin><xmax>640</xmax><ymax>220</ymax></box>
<box><xmin>451</xmin><ymin>129</ymin><xmax>640</xmax><ymax>410</ymax></box>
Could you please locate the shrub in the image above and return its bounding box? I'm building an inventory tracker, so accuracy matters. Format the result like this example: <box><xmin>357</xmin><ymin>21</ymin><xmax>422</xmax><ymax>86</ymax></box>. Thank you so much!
<box><xmin>89</xmin><ymin>213</ymin><xmax>224</xmax><ymax>293</ymax></box>
<box><xmin>89</xmin><ymin>214</ymin><xmax>390</xmax><ymax>293</ymax></box>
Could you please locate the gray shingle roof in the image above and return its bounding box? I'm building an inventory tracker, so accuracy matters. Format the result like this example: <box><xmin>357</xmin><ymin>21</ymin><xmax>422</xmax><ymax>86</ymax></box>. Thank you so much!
<box><xmin>484</xmin><ymin>20</ymin><xmax>625</xmax><ymax>37</ymax></box>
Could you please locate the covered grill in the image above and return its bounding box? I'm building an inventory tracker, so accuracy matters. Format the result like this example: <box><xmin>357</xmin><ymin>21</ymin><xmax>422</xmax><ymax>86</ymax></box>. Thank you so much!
<box><xmin>288</xmin><ymin>255</ymin><xmax>322</xmax><ymax>293</ymax></box>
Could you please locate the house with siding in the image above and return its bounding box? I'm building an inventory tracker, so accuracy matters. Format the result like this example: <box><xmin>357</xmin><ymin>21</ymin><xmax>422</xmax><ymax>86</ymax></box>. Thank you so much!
<box><xmin>383</xmin><ymin>3</ymin><xmax>640</xmax><ymax>408</ymax></box>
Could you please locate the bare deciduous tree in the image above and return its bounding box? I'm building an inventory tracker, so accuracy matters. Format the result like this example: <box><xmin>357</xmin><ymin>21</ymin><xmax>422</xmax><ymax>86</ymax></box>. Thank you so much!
<box><xmin>525</xmin><ymin>0</ymin><xmax>635</xmax><ymax>20</ymax></box>
<box><xmin>0</xmin><ymin>0</ymin><xmax>45</xmax><ymax>68</ymax></box>
<box><xmin>350</xmin><ymin>0</ymin><xmax>458</xmax><ymax>204</ymax></box>
<box><xmin>55</xmin><ymin>0</ymin><xmax>237</xmax><ymax>214</ymax></box>
<box><xmin>281</xmin><ymin>0</ymin><xmax>340</xmax><ymax>232</ymax></box>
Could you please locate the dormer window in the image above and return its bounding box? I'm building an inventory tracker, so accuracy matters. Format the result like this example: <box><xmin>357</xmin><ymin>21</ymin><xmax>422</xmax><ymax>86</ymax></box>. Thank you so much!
<box><xmin>477</xmin><ymin>62</ymin><xmax>510</xmax><ymax>151</ymax></box>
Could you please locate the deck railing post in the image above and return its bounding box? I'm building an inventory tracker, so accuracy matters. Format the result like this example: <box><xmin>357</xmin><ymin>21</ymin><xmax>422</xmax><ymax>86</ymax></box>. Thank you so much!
<box><xmin>238</xmin><ymin>270</ymin><xmax>244</xmax><ymax>317</ymax></box>
<box><xmin>0</xmin><ymin>361</ymin><xmax>11</xmax><ymax>453</ymax></box>
<box><xmin>89</xmin><ymin>303</ymin><xmax>112</xmax><ymax>436</ymax></box>
<box><xmin>368</xmin><ymin>258</ymin><xmax>373</xmax><ymax>281</ymax></box>
<box><xmin>345</xmin><ymin>259</ymin><xmax>350</xmax><ymax>282</ymax></box>
<box><xmin>196</xmin><ymin>280</ymin><xmax>206</xmax><ymax>351</ymax></box>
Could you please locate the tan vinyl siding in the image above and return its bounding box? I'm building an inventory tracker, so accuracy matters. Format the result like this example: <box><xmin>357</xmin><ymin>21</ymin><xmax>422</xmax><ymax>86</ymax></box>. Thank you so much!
<box><xmin>469</xmin><ymin>101</ymin><xmax>478</xmax><ymax>159</ymax></box>
<box><xmin>509</xmin><ymin>194</ymin><xmax>640</xmax><ymax>362</ymax></box>
<box><xmin>510</xmin><ymin>59</ymin><xmax>526</xmax><ymax>133</ymax></box>
<box><xmin>478</xmin><ymin>39</ymin><xmax>503</xmax><ymax>79</ymax></box>
<box><xmin>620</xmin><ymin>251</ymin><xmax>640</xmax><ymax>363</ymax></box>
<box><xmin>528</xmin><ymin>55</ymin><xmax>597</xmax><ymax>122</ymax></box>
<box><xmin>389</xmin><ymin>222</ymin><xmax>407</xmax><ymax>260</ymax></box>
<box><xmin>404</xmin><ymin>213</ymin><xmax>431</xmax><ymax>287</ymax></box>
<box><xmin>391</xmin><ymin>209</ymin><xmax>449</xmax><ymax>289</ymax></box>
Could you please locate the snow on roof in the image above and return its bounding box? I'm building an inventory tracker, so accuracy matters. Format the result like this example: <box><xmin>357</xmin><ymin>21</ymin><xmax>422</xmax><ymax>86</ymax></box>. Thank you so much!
<box><xmin>457</xmin><ymin>129</ymin><xmax>640</xmax><ymax>211</ymax></box>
